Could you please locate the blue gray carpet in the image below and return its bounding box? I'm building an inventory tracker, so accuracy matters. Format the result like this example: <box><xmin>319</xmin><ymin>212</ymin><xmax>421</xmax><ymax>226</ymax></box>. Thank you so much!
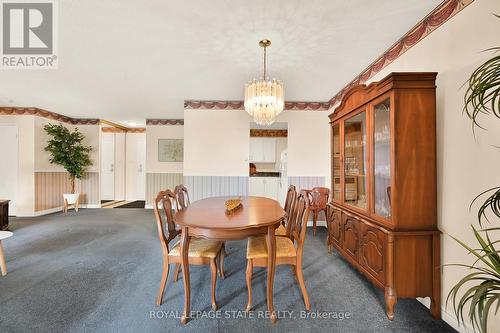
<box><xmin>0</xmin><ymin>209</ymin><xmax>455</xmax><ymax>332</ymax></box>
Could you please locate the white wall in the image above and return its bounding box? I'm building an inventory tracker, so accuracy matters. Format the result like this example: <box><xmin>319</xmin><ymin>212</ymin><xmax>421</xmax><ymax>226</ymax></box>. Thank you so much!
<box><xmin>184</xmin><ymin>110</ymin><xmax>250</xmax><ymax>176</ymax></box>
<box><xmin>0</xmin><ymin>116</ymin><xmax>35</xmax><ymax>216</ymax></box>
<box><xmin>277</xmin><ymin>111</ymin><xmax>331</xmax><ymax>186</ymax></box>
<box><xmin>184</xmin><ymin>109</ymin><xmax>330</xmax><ymax>185</ymax></box>
<box><xmin>360</xmin><ymin>0</ymin><xmax>500</xmax><ymax>330</ymax></box>
<box><xmin>146</xmin><ymin>125</ymin><xmax>183</xmax><ymax>173</ymax></box>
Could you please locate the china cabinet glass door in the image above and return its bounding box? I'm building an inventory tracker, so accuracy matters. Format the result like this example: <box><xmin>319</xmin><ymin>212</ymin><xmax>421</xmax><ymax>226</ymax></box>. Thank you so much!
<box><xmin>344</xmin><ymin>112</ymin><xmax>367</xmax><ymax>209</ymax></box>
<box><xmin>332</xmin><ymin>124</ymin><xmax>341</xmax><ymax>201</ymax></box>
<box><xmin>373</xmin><ymin>98</ymin><xmax>391</xmax><ymax>218</ymax></box>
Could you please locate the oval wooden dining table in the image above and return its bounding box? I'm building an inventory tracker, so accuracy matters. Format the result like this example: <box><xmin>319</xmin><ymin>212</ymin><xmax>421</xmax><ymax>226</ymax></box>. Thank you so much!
<box><xmin>174</xmin><ymin>196</ymin><xmax>285</xmax><ymax>324</ymax></box>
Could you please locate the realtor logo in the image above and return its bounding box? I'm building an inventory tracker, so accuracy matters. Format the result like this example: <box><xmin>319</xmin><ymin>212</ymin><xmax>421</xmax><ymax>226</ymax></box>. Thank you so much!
<box><xmin>1</xmin><ymin>0</ymin><xmax>58</xmax><ymax>69</ymax></box>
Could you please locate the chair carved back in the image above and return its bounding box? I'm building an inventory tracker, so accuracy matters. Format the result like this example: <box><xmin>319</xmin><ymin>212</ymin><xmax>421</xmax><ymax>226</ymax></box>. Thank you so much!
<box><xmin>153</xmin><ymin>190</ymin><xmax>180</xmax><ymax>254</ymax></box>
<box><xmin>174</xmin><ymin>185</ymin><xmax>190</xmax><ymax>211</ymax></box>
<box><xmin>310</xmin><ymin>187</ymin><xmax>330</xmax><ymax>210</ymax></box>
<box><xmin>292</xmin><ymin>191</ymin><xmax>311</xmax><ymax>258</ymax></box>
<box><xmin>283</xmin><ymin>185</ymin><xmax>297</xmax><ymax>236</ymax></box>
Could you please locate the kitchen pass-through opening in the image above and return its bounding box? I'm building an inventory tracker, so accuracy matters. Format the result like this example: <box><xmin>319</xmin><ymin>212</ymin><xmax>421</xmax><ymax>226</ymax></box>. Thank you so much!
<box><xmin>249</xmin><ymin>122</ymin><xmax>288</xmax><ymax>206</ymax></box>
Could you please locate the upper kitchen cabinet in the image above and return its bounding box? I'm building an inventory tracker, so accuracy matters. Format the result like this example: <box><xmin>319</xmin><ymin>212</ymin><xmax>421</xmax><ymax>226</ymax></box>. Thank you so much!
<box><xmin>249</xmin><ymin>138</ymin><xmax>276</xmax><ymax>163</ymax></box>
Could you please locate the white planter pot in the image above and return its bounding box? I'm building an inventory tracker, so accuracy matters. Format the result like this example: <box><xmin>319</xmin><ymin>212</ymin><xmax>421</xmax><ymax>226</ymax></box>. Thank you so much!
<box><xmin>63</xmin><ymin>193</ymin><xmax>80</xmax><ymax>204</ymax></box>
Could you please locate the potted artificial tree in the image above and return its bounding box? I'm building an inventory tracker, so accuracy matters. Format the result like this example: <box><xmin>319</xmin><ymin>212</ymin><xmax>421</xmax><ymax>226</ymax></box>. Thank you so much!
<box><xmin>44</xmin><ymin>123</ymin><xmax>93</xmax><ymax>213</ymax></box>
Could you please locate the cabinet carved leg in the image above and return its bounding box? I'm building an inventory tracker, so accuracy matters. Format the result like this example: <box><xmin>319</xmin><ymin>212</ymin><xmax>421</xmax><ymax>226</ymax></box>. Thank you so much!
<box><xmin>384</xmin><ymin>287</ymin><xmax>397</xmax><ymax>320</ymax></box>
<box><xmin>326</xmin><ymin>231</ymin><xmax>333</xmax><ymax>254</ymax></box>
<box><xmin>385</xmin><ymin>234</ymin><xmax>396</xmax><ymax>320</ymax></box>
<box><xmin>430</xmin><ymin>296</ymin><xmax>440</xmax><ymax>319</ymax></box>
<box><xmin>431</xmin><ymin>233</ymin><xmax>441</xmax><ymax>319</ymax></box>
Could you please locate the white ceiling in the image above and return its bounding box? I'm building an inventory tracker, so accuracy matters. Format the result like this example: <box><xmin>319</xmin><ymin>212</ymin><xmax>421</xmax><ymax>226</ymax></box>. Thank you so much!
<box><xmin>0</xmin><ymin>0</ymin><xmax>441</xmax><ymax>125</ymax></box>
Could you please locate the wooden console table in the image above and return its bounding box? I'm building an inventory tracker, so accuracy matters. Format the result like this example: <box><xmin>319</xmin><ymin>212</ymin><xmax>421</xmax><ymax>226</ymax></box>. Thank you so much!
<box><xmin>0</xmin><ymin>200</ymin><xmax>9</xmax><ymax>231</ymax></box>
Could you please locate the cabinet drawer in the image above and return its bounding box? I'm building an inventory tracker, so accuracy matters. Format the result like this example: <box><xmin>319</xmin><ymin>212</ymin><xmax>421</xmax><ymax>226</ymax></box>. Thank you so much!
<box><xmin>326</xmin><ymin>204</ymin><xmax>342</xmax><ymax>247</ymax></box>
<box><xmin>342</xmin><ymin>213</ymin><xmax>360</xmax><ymax>262</ymax></box>
<box><xmin>359</xmin><ymin>222</ymin><xmax>386</xmax><ymax>285</ymax></box>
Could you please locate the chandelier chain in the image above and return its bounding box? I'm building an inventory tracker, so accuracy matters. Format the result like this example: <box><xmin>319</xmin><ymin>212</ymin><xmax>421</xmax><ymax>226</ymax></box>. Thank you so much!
<box><xmin>263</xmin><ymin>45</ymin><xmax>267</xmax><ymax>79</ymax></box>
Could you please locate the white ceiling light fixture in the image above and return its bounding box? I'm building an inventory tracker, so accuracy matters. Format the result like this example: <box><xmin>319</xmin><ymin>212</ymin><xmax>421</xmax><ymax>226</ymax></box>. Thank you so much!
<box><xmin>244</xmin><ymin>39</ymin><xmax>284</xmax><ymax>126</ymax></box>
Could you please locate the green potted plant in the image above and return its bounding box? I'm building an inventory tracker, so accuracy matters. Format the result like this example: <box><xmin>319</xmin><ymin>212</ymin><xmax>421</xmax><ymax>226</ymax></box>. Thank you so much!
<box><xmin>446</xmin><ymin>19</ymin><xmax>500</xmax><ymax>333</ymax></box>
<box><xmin>44</xmin><ymin>123</ymin><xmax>93</xmax><ymax>212</ymax></box>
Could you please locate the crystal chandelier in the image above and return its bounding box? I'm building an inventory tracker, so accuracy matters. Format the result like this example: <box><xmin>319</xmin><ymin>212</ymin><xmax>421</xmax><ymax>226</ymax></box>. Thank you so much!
<box><xmin>244</xmin><ymin>39</ymin><xmax>284</xmax><ymax>125</ymax></box>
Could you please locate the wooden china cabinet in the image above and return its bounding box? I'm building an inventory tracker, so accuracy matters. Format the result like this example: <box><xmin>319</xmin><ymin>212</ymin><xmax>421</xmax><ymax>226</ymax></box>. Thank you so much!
<box><xmin>327</xmin><ymin>72</ymin><xmax>440</xmax><ymax>320</ymax></box>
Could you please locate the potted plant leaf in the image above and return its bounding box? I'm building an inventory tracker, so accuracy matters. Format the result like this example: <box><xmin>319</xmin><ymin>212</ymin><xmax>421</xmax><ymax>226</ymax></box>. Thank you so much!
<box><xmin>44</xmin><ymin>123</ymin><xmax>93</xmax><ymax>213</ymax></box>
<box><xmin>446</xmin><ymin>16</ymin><xmax>500</xmax><ymax>333</ymax></box>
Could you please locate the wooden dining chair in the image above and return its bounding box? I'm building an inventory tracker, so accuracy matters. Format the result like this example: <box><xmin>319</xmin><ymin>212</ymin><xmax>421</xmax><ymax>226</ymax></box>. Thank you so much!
<box><xmin>276</xmin><ymin>185</ymin><xmax>297</xmax><ymax>237</ymax></box>
<box><xmin>153</xmin><ymin>190</ymin><xmax>224</xmax><ymax>310</ymax></box>
<box><xmin>309</xmin><ymin>187</ymin><xmax>330</xmax><ymax>236</ymax></box>
<box><xmin>245</xmin><ymin>191</ymin><xmax>311</xmax><ymax>311</ymax></box>
<box><xmin>174</xmin><ymin>184</ymin><xmax>190</xmax><ymax>211</ymax></box>
<box><xmin>172</xmin><ymin>184</ymin><xmax>226</xmax><ymax>280</ymax></box>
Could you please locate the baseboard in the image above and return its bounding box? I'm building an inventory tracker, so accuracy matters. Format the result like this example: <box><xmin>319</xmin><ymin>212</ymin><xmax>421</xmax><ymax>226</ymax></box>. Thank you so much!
<box><xmin>33</xmin><ymin>204</ymin><xmax>101</xmax><ymax>216</ymax></box>
<box><xmin>145</xmin><ymin>205</ymin><xmax>153</xmax><ymax>209</ymax></box>
<box><xmin>80</xmin><ymin>204</ymin><xmax>101</xmax><ymax>208</ymax></box>
<box><xmin>34</xmin><ymin>207</ymin><xmax>63</xmax><ymax>216</ymax></box>
<box><xmin>416</xmin><ymin>298</ymin><xmax>472</xmax><ymax>333</ymax></box>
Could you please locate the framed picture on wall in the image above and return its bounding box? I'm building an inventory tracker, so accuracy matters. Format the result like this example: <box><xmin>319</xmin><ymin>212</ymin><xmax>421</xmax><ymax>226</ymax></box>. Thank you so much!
<box><xmin>158</xmin><ymin>139</ymin><xmax>183</xmax><ymax>162</ymax></box>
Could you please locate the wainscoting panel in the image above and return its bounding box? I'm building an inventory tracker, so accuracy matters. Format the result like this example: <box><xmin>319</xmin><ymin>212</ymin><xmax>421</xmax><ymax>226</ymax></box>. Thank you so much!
<box><xmin>35</xmin><ymin>172</ymin><xmax>99</xmax><ymax>212</ymax></box>
<box><xmin>288</xmin><ymin>176</ymin><xmax>326</xmax><ymax>192</ymax></box>
<box><xmin>76</xmin><ymin>172</ymin><xmax>100</xmax><ymax>205</ymax></box>
<box><xmin>146</xmin><ymin>173</ymin><xmax>184</xmax><ymax>206</ymax></box>
<box><xmin>183</xmin><ymin>176</ymin><xmax>249</xmax><ymax>202</ymax></box>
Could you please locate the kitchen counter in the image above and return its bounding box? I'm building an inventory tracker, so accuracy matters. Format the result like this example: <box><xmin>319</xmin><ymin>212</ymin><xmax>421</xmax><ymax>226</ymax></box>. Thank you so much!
<box><xmin>249</xmin><ymin>172</ymin><xmax>280</xmax><ymax>177</ymax></box>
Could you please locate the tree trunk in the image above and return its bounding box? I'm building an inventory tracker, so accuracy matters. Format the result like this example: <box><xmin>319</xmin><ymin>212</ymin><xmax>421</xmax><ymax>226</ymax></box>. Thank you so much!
<box><xmin>70</xmin><ymin>176</ymin><xmax>75</xmax><ymax>194</ymax></box>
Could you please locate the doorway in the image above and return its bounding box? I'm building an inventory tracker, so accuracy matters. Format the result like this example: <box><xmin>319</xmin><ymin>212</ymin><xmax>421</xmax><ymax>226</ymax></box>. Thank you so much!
<box><xmin>248</xmin><ymin>122</ymin><xmax>288</xmax><ymax>205</ymax></box>
<box><xmin>100</xmin><ymin>129</ymin><xmax>146</xmax><ymax>208</ymax></box>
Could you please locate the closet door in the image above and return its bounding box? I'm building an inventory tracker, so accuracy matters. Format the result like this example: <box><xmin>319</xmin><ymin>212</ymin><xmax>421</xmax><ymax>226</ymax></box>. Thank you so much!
<box><xmin>100</xmin><ymin>132</ymin><xmax>115</xmax><ymax>201</ymax></box>
<box><xmin>126</xmin><ymin>133</ymin><xmax>146</xmax><ymax>200</ymax></box>
<box><xmin>114</xmin><ymin>133</ymin><xmax>126</xmax><ymax>200</ymax></box>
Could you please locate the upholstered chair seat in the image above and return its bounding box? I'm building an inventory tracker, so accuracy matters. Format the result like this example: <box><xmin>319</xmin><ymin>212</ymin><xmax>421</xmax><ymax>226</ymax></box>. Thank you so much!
<box><xmin>245</xmin><ymin>191</ymin><xmax>312</xmax><ymax>312</ymax></box>
<box><xmin>246</xmin><ymin>236</ymin><xmax>296</xmax><ymax>259</ymax></box>
<box><xmin>169</xmin><ymin>238</ymin><xmax>222</xmax><ymax>259</ymax></box>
